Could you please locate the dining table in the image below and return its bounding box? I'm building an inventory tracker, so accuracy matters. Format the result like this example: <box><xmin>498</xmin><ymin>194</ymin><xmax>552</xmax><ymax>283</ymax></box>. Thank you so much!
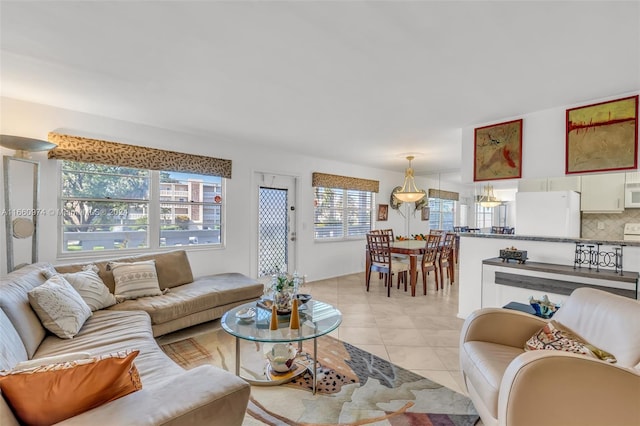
<box><xmin>365</xmin><ymin>239</ymin><xmax>426</xmax><ymax>297</ymax></box>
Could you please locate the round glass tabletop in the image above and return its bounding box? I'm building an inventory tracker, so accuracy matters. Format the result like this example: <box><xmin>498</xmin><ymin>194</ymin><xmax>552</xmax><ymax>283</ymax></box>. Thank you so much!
<box><xmin>221</xmin><ymin>298</ymin><xmax>342</xmax><ymax>343</ymax></box>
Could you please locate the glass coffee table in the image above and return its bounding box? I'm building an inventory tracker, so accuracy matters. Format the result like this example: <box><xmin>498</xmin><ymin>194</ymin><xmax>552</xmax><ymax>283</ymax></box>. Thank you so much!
<box><xmin>221</xmin><ymin>298</ymin><xmax>342</xmax><ymax>394</ymax></box>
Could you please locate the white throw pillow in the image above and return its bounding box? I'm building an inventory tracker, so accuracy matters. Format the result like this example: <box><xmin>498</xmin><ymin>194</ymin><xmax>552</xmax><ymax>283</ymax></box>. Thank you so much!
<box><xmin>59</xmin><ymin>265</ymin><xmax>117</xmax><ymax>311</ymax></box>
<box><xmin>110</xmin><ymin>260</ymin><xmax>162</xmax><ymax>301</ymax></box>
<box><xmin>28</xmin><ymin>275</ymin><xmax>92</xmax><ymax>339</ymax></box>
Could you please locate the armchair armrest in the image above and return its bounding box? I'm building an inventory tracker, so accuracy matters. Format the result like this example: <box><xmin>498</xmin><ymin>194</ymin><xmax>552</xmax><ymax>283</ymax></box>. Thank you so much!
<box><xmin>499</xmin><ymin>350</ymin><xmax>640</xmax><ymax>426</ymax></box>
<box><xmin>57</xmin><ymin>365</ymin><xmax>250</xmax><ymax>426</ymax></box>
<box><xmin>461</xmin><ymin>308</ymin><xmax>547</xmax><ymax>348</ymax></box>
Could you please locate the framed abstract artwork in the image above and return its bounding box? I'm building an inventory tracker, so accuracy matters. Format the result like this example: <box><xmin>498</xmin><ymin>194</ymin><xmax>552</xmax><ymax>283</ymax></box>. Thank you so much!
<box><xmin>474</xmin><ymin>119</ymin><xmax>523</xmax><ymax>181</ymax></box>
<box><xmin>566</xmin><ymin>95</ymin><xmax>638</xmax><ymax>174</ymax></box>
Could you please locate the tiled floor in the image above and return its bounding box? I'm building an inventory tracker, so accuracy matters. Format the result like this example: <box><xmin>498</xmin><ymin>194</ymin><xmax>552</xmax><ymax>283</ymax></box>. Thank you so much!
<box><xmin>301</xmin><ymin>270</ymin><xmax>468</xmax><ymax>396</ymax></box>
<box><xmin>157</xmin><ymin>268</ymin><xmax>468</xmax><ymax>396</ymax></box>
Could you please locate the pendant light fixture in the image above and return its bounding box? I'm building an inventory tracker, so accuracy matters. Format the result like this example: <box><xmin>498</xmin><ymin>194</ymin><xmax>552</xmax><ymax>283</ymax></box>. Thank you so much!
<box><xmin>393</xmin><ymin>156</ymin><xmax>426</xmax><ymax>203</ymax></box>
<box><xmin>477</xmin><ymin>183</ymin><xmax>501</xmax><ymax>208</ymax></box>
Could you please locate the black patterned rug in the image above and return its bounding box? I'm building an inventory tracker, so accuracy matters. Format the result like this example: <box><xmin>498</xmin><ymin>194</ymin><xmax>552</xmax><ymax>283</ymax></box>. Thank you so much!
<box><xmin>161</xmin><ymin>328</ymin><xmax>479</xmax><ymax>425</ymax></box>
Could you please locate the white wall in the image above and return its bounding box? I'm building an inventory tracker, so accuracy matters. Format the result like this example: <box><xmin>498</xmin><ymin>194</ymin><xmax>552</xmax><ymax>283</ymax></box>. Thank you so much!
<box><xmin>0</xmin><ymin>97</ymin><xmax>466</xmax><ymax>280</ymax></box>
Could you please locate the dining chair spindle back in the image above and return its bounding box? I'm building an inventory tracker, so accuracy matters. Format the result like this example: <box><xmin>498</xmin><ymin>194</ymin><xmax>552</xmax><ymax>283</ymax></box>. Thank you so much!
<box><xmin>419</xmin><ymin>233</ymin><xmax>442</xmax><ymax>295</ymax></box>
<box><xmin>437</xmin><ymin>232</ymin><xmax>456</xmax><ymax>289</ymax></box>
<box><xmin>366</xmin><ymin>233</ymin><xmax>409</xmax><ymax>297</ymax></box>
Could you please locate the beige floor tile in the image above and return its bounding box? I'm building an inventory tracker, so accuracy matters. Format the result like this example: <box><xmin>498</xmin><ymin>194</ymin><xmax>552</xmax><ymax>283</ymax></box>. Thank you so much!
<box><xmin>412</xmin><ymin>370</ymin><xmax>465</xmax><ymax>394</ymax></box>
<box><xmin>340</xmin><ymin>313</ymin><xmax>378</xmax><ymax>328</ymax></box>
<box><xmin>420</xmin><ymin>329</ymin><xmax>461</xmax><ymax>347</ymax></box>
<box><xmin>336</xmin><ymin>303</ymin><xmax>374</xmax><ymax>314</ymax></box>
<box><xmin>374</xmin><ymin>314</ymin><xmax>416</xmax><ymax>329</ymax></box>
<box><xmin>433</xmin><ymin>347</ymin><xmax>461</xmax><ymax>371</ymax></box>
<box><xmin>379</xmin><ymin>328</ymin><xmax>427</xmax><ymax>346</ymax></box>
<box><xmin>386</xmin><ymin>346</ymin><xmax>447</xmax><ymax>370</ymax></box>
<box><xmin>339</xmin><ymin>326</ymin><xmax>384</xmax><ymax>345</ymax></box>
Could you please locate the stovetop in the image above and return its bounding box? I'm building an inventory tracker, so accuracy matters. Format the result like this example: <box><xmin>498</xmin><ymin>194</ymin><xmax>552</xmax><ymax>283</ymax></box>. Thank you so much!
<box><xmin>623</xmin><ymin>223</ymin><xmax>640</xmax><ymax>241</ymax></box>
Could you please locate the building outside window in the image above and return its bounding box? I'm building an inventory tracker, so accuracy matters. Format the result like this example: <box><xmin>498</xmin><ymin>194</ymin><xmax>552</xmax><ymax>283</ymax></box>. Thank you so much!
<box><xmin>314</xmin><ymin>187</ymin><xmax>373</xmax><ymax>240</ymax></box>
<box><xmin>60</xmin><ymin>161</ymin><xmax>223</xmax><ymax>252</ymax></box>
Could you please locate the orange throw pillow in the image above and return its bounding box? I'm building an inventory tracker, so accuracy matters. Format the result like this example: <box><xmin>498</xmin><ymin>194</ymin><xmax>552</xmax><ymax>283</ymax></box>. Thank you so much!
<box><xmin>0</xmin><ymin>350</ymin><xmax>142</xmax><ymax>426</ymax></box>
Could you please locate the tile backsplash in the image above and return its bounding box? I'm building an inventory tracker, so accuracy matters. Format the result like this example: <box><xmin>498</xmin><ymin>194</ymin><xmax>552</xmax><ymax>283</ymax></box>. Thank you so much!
<box><xmin>581</xmin><ymin>209</ymin><xmax>640</xmax><ymax>240</ymax></box>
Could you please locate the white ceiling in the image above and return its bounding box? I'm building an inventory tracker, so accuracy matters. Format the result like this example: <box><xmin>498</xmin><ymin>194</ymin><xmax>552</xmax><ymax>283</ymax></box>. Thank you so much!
<box><xmin>1</xmin><ymin>1</ymin><xmax>639</xmax><ymax>177</ymax></box>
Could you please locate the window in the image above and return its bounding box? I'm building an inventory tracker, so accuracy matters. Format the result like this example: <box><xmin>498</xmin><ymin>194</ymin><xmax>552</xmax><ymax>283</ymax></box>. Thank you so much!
<box><xmin>475</xmin><ymin>204</ymin><xmax>493</xmax><ymax>229</ymax></box>
<box><xmin>60</xmin><ymin>161</ymin><xmax>223</xmax><ymax>252</ymax></box>
<box><xmin>429</xmin><ymin>198</ymin><xmax>455</xmax><ymax>230</ymax></box>
<box><xmin>314</xmin><ymin>187</ymin><xmax>372</xmax><ymax>240</ymax></box>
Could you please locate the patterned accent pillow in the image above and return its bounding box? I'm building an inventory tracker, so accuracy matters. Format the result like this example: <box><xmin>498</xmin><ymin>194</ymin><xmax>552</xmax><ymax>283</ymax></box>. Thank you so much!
<box><xmin>43</xmin><ymin>264</ymin><xmax>117</xmax><ymax>311</ymax></box>
<box><xmin>0</xmin><ymin>350</ymin><xmax>142</xmax><ymax>425</ymax></box>
<box><xmin>109</xmin><ymin>260</ymin><xmax>163</xmax><ymax>301</ymax></box>
<box><xmin>525</xmin><ymin>320</ymin><xmax>617</xmax><ymax>363</ymax></box>
<box><xmin>27</xmin><ymin>275</ymin><xmax>92</xmax><ymax>339</ymax></box>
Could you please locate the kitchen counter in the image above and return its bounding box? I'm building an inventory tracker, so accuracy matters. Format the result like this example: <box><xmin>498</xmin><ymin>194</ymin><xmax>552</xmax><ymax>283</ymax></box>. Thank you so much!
<box><xmin>482</xmin><ymin>257</ymin><xmax>638</xmax><ymax>302</ymax></box>
<box><xmin>460</xmin><ymin>232</ymin><xmax>640</xmax><ymax>247</ymax></box>
<box><xmin>457</xmin><ymin>233</ymin><xmax>640</xmax><ymax>319</ymax></box>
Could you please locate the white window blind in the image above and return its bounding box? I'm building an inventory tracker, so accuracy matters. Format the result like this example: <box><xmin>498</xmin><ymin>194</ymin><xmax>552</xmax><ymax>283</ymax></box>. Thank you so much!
<box><xmin>314</xmin><ymin>187</ymin><xmax>372</xmax><ymax>240</ymax></box>
<box><xmin>429</xmin><ymin>198</ymin><xmax>456</xmax><ymax>231</ymax></box>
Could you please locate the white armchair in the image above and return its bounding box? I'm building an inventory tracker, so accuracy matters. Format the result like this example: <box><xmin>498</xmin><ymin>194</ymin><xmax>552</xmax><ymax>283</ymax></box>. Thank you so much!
<box><xmin>460</xmin><ymin>287</ymin><xmax>640</xmax><ymax>426</ymax></box>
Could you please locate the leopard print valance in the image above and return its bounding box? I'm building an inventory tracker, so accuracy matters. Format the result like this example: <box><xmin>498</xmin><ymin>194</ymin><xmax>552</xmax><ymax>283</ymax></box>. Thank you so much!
<box><xmin>428</xmin><ymin>188</ymin><xmax>459</xmax><ymax>201</ymax></box>
<box><xmin>47</xmin><ymin>132</ymin><xmax>232</xmax><ymax>178</ymax></box>
<box><xmin>312</xmin><ymin>172</ymin><xmax>379</xmax><ymax>193</ymax></box>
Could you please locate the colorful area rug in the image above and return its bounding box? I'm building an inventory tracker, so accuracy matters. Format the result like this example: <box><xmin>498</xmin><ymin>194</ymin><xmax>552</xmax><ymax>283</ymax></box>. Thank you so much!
<box><xmin>160</xmin><ymin>327</ymin><xmax>479</xmax><ymax>425</ymax></box>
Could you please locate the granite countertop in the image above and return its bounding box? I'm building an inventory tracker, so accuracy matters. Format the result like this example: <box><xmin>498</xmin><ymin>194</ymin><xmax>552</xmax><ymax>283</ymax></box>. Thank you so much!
<box><xmin>459</xmin><ymin>232</ymin><xmax>640</xmax><ymax>247</ymax></box>
<box><xmin>482</xmin><ymin>257</ymin><xmax>638</xmax><ymax>283</ymax></box>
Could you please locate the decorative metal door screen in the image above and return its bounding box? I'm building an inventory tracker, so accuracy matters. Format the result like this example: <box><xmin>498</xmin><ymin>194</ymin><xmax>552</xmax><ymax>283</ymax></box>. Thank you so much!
<box><xmin>258</xmin><ymin>187</ymin><xmax>289</xmax><ymax>277</ymax></box>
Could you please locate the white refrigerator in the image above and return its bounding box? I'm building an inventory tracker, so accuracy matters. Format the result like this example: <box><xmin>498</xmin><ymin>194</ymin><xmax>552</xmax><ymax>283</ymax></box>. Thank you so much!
<box><xmin>515</xmin><ymin>191</ymin><xmax>581</xmax><ymax>238</ymax></box>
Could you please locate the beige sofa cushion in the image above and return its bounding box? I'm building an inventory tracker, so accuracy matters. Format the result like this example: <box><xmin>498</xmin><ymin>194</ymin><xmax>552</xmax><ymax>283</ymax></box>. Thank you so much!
<box><xmin>54</xmin><ymin>266</ymin><xmax>117</xmax><ymax>311</ymax></box>
<box><xmin>110</xmin><ymin>260</ymin><xmax>163</xmax><ymax>300</ymax></box>
<box><xmin>33</xmin><ymin>309</ymin><xmax>183</xmax><ymax>388</ymax></box>
<box><xmin>28</xmin><ymin>275</ymin><xmax>93</xmax><ymax>339</ymax></box>
<box><xmin>0</xmin><ymin>264</ymin><xmax>48</xmax><ymax>358</ymax></box>
<box><xmin>0</xmin><ymin>310</ymin><xmax>28</xmax><ymax>371</ymax></box>
<box><xmin>553</xmin><ymin>287</ymin><xmax>640</xmax><ymax>367</ymax></box>
<box><xmin>108</xmin><ymin>273</ymin><xmax>263</xmax><ymax>325</ymax></box>
<box><xmin>55</xmin><ymin>250</ymin><xmax>194</xmax><ymax>293</ymax></box>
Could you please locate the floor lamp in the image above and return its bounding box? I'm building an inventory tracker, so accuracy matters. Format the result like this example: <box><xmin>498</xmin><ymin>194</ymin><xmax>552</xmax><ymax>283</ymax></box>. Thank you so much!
<box><xmin>1</xmin><ymin>135</ymin><xmax>56</xmax><ymax>272</ymax></box>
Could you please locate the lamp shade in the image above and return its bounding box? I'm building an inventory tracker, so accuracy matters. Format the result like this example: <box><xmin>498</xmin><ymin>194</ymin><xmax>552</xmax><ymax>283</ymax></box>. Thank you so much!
<box><xmin>393</xmin><ymin>156</ymin><xmax>426</xmax><ymax>203</ymax></box>
<box><xmin>477</xmin><ymin>184</ymin><xmax>501</xmax><ymax>207</ymax></box>
<box><xmin>0</xmin><ymin>135</ymin><xmax>56</xmax><ymax>159</ymax></box>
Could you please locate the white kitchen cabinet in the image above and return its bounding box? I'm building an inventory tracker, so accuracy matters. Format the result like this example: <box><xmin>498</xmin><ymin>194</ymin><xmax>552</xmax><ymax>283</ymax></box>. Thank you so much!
<box><xmin>580</xmin><ymin>173</ymin><xmax>625</xmax><ymax>212</ymax></box>
<box><xmin>626</xmin><ymin>172</ymin><xmax>640</xmax><ymax>183</ymax></box>
<box><xmin>548</xmin><ymin>176</ymin><xmax>581</xmax><ymax>192</ymax></box>
<box><xmin>518</xmin><ymin>178</ymin><xmax>548</xmax><ymax>192</ymax></box>
<box><xmin>518</xmin><ymin>176</ymin><xmax>581</xmax><ymax>192</ymax></box>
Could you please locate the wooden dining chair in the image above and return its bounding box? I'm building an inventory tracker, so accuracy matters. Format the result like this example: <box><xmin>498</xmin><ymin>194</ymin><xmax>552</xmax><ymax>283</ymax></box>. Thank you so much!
<box><xmin>437</xmin><ymin>232</ymin><xmax>456</xmax><ymax>289</ymax></box>
<box><xmin>419</xmin><ymin>233</ymin><xmax>441</xmax><ymax>295</ymax></box>
<box><xmin>371</xmin><ymin>229</ymin><xmax>396</xmax><ymax>278</ymax></box>
<box><xmin>366</xmin><ymin>233</ymin><xmax>409</xmax><ymax>297</ymax></box>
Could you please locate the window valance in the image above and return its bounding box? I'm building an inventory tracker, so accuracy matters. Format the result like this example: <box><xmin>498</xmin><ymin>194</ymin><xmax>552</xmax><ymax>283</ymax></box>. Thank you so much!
<box><xmin>47</xmin><ymin>132</ymin><xmax>232</xmax><ymax>178</ymax></box>
<box><xmin>428</xmin><ymin>188</ymin><xmax>459</xmax><ymax>201</ymax></box>
<box><xmin>312</xmin><ymin>172</ymin><xmax>379</xmax><ymax>193</ymax></box>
